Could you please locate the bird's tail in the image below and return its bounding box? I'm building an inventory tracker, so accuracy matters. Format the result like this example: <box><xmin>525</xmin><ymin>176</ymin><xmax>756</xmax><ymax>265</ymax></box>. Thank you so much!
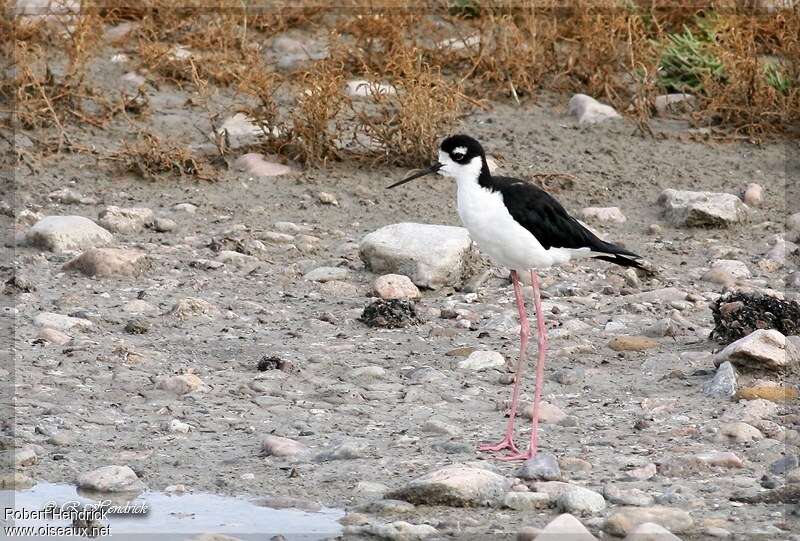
<box><xmin>593</xmin><ymin>254</ymin><xmax>646</xmax><ymax>269</ymax></box>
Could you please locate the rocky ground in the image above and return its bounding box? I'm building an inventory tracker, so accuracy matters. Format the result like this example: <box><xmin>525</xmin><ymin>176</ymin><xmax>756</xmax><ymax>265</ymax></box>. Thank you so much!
<box><xmin>5</xmin><ymin>75</ymin><xmax>800</xmax><ymax>539</ymax></box>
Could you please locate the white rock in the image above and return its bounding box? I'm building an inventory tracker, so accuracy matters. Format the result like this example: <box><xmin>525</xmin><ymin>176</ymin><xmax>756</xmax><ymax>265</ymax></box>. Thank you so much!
<box><xmin>719</xmin><ymin>422</ymin><xmax>763</xmax><ymax>443</ymax></box>
<box><xmin>156</xmin><ymin>374</ymin><xmax>207</xmax><ymax>395</ymax></box>
<box><xmin>386</xmin><ymin>464</ymin><xmax>509</xmax><ymax>507</ymax></box>
<box><xmin>360</xmin><ymin>223</ymin><xmax>477</xmax><ymax>290</ymax></box>
<box><xmin>568</xmin><ymin>94</ymin><xmax>621</xmax><ymax>125</ymax></box>
<box><xmin>168</xmin><ymin>419</ymin><xmax>192</xmax><ymax>433</ymax></box>
<box><xmin>458</xmin><ymin>350</ymin><xmax>505</xmax><ymax>371</ymax></box>
<box><xmin>373</xmin><ymin>274</ymin><xmax>420</xmax><ymax>300</ymax></box>
<box><xmin>215</xmin><ymin>113</ymin><xmax>266</xmax><ymax>148</ymax></box>
<box><xmin>351</xmin><ymin>521</ymin><xmax>438</xmax><ymax>541</ymax></box>
<box><xmin>657</xmin><ymin>189</ymin><xmax>749</xmax><ymax>228</ymax></box>
<box><xmin>702</xmin><ymin>259</ymin><xmax>751</xmax><ymax>285</ymax></box>
<box><xmin>742</xmin><ymin>183</ymin><xmax>763</xmax><ymax>207</ymax></box>
<box><xmin>25</xmin><ymin>216</ymin><xmax>113</xmax><ymax>252</ymax></box>
<box><xmin>303</xmin><ymin>266</ymin><xmax>349</xmax><ymax>282</ymax></box>
<box><xmin>623</xmin><ymin>522</ymin><xmax>682</xmax><ymax>541</ymax></box>
<box><xmin>173</xmin><ymin>203</ymin><xmax>197</xmax><ymax>214</ymax></box>
<box><xmin>346</xmin><ymin>79</ymin><xmax>397</xmax><ymax>97</ymax></box>
<box><xmin>98</xmin><ymin>206</ymin><xmax>154</xmax><ymax>233</ymax></box>
<box><xmin>580</xmin><ymin>207</ymin><xmax>627</xmax><ymax>225</ymax></box>
<box><xmin>77</xmin><ymin>465</ymin><xmax>146</xmax><ymax>493</ymax></box>
<box><xmin>557</xmin><ymin>485</ymin><xmax>607</xmax><ymax>516</ymax></box>
<box><xmin>535</xmin><ymin>513</ymin><xmax>598</xmax><ymax>541</ymax></box>
<box><xmin>63</xmin><ymin>248</ymin><xmax>151</xmax><ymax>277</ymax></box>
<box><xmin>713</xmin><ymin>329</ymin><xmax>789</xmax><ymax>371</ymax></box>
<box><xmin>38</xmin><ymin>327</ymin><xmax>72</xmax><ymax>345</ymax></box>
<box><xmin>604</xmin><ymin>507</ymin><xmax>693</xmax><ymax>537</ymax></box>
<box><xmin>234</xmin><ymin>153</ymin><xmax>293</xmax><ymax>177</ymax></box>
<box><xmin>33</xmin><ymin>312</ymin><xmax>92</xmax><ymax>331</ymax></box>
<box><xmin>261</xmin><ymin>435</ymin><xmax>311</xmax><ymax>459</ymax></box>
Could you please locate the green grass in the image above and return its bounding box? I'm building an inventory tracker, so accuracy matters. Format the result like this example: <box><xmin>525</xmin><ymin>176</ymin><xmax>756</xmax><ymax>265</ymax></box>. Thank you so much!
<box><xmin>657</xmin><ymin>21</ymin><xmax>725</xmax><ymax>94</ymax></box>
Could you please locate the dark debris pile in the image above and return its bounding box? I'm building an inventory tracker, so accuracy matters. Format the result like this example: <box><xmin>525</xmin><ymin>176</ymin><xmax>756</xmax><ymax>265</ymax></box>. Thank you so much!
<box><xmin>360</xmin><ymin>299</ymin><xmax>423</xmax><ymax>329</ymax></box>
<box><xmin>711</xmin><ymin>292</ymin><xmax>800</xmax><ymax>344</ymax></box>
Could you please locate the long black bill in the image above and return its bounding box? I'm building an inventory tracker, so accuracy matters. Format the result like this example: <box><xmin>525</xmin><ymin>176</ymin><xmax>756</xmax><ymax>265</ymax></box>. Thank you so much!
<box><xmin>386</xmin><ymin>163</ymin><xmax>442</xmax><ymax>189</ymax></box>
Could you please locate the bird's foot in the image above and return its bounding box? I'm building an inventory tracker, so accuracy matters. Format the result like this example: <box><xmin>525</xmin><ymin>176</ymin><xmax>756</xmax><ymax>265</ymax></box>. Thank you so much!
<box><xmin>495</xmin><ymin>449</ymin><xmax>536</xmax><ymax>462</ymax></box>
<box><xmin>478</xmin><ymin>435</ymin><xmax>520</xmax><ymax>455</ymax></box>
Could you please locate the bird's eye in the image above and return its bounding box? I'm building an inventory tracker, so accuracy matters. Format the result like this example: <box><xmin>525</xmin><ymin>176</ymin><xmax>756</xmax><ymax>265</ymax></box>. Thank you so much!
<box><xmin>452</xmin><ymin>152</ymin><xmax>464</xmax><ymax>160</ymax></box>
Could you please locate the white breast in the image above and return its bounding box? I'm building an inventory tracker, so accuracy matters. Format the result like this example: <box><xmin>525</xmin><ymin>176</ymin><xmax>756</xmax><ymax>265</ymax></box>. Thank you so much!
<box><xmin>455</xmin><ymin>178</ymin><xmax>579</xmax><ymax>271</ymax></box>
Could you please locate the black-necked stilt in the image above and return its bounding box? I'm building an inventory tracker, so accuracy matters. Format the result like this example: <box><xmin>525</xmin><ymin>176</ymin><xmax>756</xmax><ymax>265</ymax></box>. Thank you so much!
<box><xmin>388</xmin><ymin>134</ymin><xmax>644</xmax><ymax>461</ymax></box>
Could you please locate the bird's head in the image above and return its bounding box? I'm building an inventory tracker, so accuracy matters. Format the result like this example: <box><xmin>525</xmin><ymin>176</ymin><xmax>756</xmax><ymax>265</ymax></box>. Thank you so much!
<box><xmin>387</xmin><ymin>134</ymin><xmax>489</xmax><ymax>189</ymax></box>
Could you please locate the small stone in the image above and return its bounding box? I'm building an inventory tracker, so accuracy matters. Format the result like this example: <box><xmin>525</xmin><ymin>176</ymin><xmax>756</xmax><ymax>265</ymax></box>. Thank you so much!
<box><xmin>303</xmin><ymin>266</ymin><xmax>349</xmax><ymax>282</ymax></box>
<box><xmin>156</xmin><ymin>374</ymin><xmax>206</xmax><ymax>395</ymax></box>
<box><xmin>458</xmin><ymin>350</ymin><xmax>505</xmax><ymax>371</ymax></box>
<box><xmin>98</xmin><ymin>206</ymin><xmax>154</xmax><ymax>233</ymax></box>
<box><xmin>608</xmin><ymin>336</ymin><xmax>658</xmax><ymax>352</ymax></box>
<box><xmin>0</xmin><ymin>472</ymin><xmax>35</xmax><ymax>489</ymax></box>
<box><xmin>557</xmin><ymin>486</ymin><xmax>606</xmax><ymax>516</ymax></box>
<box><xmin>604</xmin><ymin>484</ymin><xmax>654</xmax><ymax>507</ymax></box>
<box><xmin>624</xmin><ymin>463</ymin><xmax>657</xmax><ymax>481</ymax></box>
<box><xmin>535</xmin><ymin>513</ymin><xmax>598</xmax><ymax>540</ymax></box>
<box><xmin>719</xmin><ymin>422</ymin><xmax>763</xmax><ymax>443</ymax></box>
<box><xmin>517</xmin><ymin>453</ymin><xmax>561</xmax><ymax>481</ymax></box>
<box><xmin>234</xmin><ymin>153</ymin><xmax>292</xmax><ymax>177</ymax></box>
<box><xmin>622</xmin><ymin>522</ymin><xmax>682</xmax><ymax>541</ymax></box>
<box><xmin>8</xmin><ymin>447</ymin><xmax>38</xmax><ymax>467</ymax></box>
<box><xmin>261</xmin><ymin>435</ymin><xmax>310</xmax><ymax>459</ymax></box>
<box><xmin>769</xmin><ymin>454</ymin><xmax>798</xmax><ymax>475</ymax></box>
<box><xmin>695</xmin><ymin>451</ymin><xmax>743</xmax><ymax>468</ymax></box>
<box><xmin>386</xmin><ymin>464</ymin><xmax>510</xmax><ymax>507</ymax></box>
<box><xmin>215</xmin><ymin>113</ymin><xmax>264</xmax><ymax>148</ymax></box>
<box><xmin>25</xmin><ymin>216</ymin><xmax>113</xmax><ymax>252</ymax></box>
<box><xmin>313</xmin><ymin>441</ymin><xmax>368</xmax><ymax>462</ymax></box>
<box><xmin>568</xmin><ymin>94</ymin><xmax>621</xmax><ymax>125</ymax></box>
<box><xmin>703</xmin><ymin>361</ymin><xmax>737</xmax><ymax>398</ymax></box>
<box><xmin>49</xmin><ymin>187</ymin><xmax>95</xmax><ymax>205</ymax></box>
<box><xmin>122</xmin><ymin>299</ymin><xmax>157</xmax><ymax>314</ymax></box>
<box><xmin>63</xmin><ymin>248</ymin><xmax>152</xmax><ymax>277</ymax></box>
<box><xmin>504</xmin><ymin>491</ymin><xmax>550</xmax><ymax>510</ymax></box>
<box><xmin>153</xmin><ymin>217</ymin><xmax>177</xmax><ymax>232</ymax></box>
<box><xmin>351</xmin><ymin>521</ymin><xmax>438</xmax><ymax>541</ymax></box>
<box><xmin>373</xmin><ymin>274</ymin><xmax>420</xmax><ymax>300</ymax></box>
<box><xmin>76</xmin><ymin>465</ymin><xmax>146</xmax><ymax>493</ymax></box>
<box><xmin>354</xmin><ymin>481</ymin><xmax>388</xmax><ymax>498</ymax></box>
<box><xmin>657</xmin><ymin>189</ymin><xmax>749</xmax><ymax>228</ymax></box>
<box><xmin>360</xmin><ymin>223</ymin><xmax>477</xmax><ymax>290</ymax></box>
<box><xmin>524</xmin><ymin>401</ymin><xmax>567</xmax><ymax>424</ymax></box>
<box><xmin>33</xmin><ymin>312</ymin><xmax>92</xmax><ymax>332</ymax></box>
<box><xmin>580</xmin><ymin>207</ymin><xmax>627</xmax><ymax>225</ymax></box>
<box><xmin>317</xmin><ymin>192</ymin><xmax>338</xmax><ymax>206</ymax></box>
<box><xmin>653</xmin><ymin>93</ymin><xmax>695</xmax><ymax>116</ymax></box>
<box><xmin>702</xmin><ymin>260</ymin><xmax>751</xmax><ymax>285</ymax></box>
<box><xmin>603</xmin><ymin>506</ymin><xmax>693</xmax><ymax>537</ymax></box>
<box><xmin>173</xmin><ymin>203</ymin><xmax>197</xmax><ymax>214</ymax></box>
<box><xmin>216</xmin><ymin>250</ymin><xmax>260</xmax><ymax>268</ymax></box>
<box><xmin>168</xmin><ymin>298</ymin><xmax>219</xmax><ymax>319</ymax></box>
<box><xmin>713</xmin><ymin>329</ymin><xmax>789</xmax><ymax>372</ymax></box>
<box><xmin>742</xmin><ymin>183</ymin><xmax>763</xmax><ymax>207</ymax></box>
<box><xmin>168</xmin><ymin>419</ymin><xmax>192</xmax><ymax>433</ymax></box>
<box><xmin>124</xmin><ymin>319</ymin><xmax>149</xmax><ymax>334</ymax></box>
<box><xmin>37</xmin><ymin>327</ymin><xmax>71</xmax><ymax>345</ymax></box>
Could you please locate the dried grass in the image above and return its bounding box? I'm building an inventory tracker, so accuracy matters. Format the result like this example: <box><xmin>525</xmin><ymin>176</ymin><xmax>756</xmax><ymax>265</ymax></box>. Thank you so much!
<box><xmin>114</xmin><ymin>131</ymin><xmax>212</xmax><ymax>180</ymax></box>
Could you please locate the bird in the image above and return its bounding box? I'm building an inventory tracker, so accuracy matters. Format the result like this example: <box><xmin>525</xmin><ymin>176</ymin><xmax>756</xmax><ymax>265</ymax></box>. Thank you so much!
<box><xmin>387</xmin><ymin>134</ymin><xmax>644</xmax><ymax>461</ymax></box>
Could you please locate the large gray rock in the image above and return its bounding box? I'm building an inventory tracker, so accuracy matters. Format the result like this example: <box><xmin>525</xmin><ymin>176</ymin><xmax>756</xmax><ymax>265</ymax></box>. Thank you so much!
<box><xmin>386</xmin><ymin>464</ymin><xmax>509</xmax><ymax>507</ymax></box>
<box><xmin>76</xmin><ymin>465</ymin><xmax>146</xmax><ymax>493</ymax></box>
<box><xmin>25</xmin><ymin>216</ymin><xmax>113</xmax><ymax>252</ymax></box>
<box><xmin>63</xmin><ymin>248</ymin><xmax>152</xmax><ymax>277</ymax></box>
<box><xmin>657</xmin><ymin>189</ymin><xmax>748</xmax><ymax>227</ymax></box>
<box><xmin>360</xmin><ymin>223</ymin><xmax>477</xmax><ymax>289</ymax></box>
<box><xmin>713</xmin><ymin>329</ymin><xmax>791</xmax><ymax>372</ymax></box>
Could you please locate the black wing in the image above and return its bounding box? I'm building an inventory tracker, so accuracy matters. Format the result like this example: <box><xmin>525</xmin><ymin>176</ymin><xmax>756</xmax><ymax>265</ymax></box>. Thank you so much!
<box><xmin>489</xmin><ymin>176</ymin><xmax>644</xmax><ymax>268</ymax></box>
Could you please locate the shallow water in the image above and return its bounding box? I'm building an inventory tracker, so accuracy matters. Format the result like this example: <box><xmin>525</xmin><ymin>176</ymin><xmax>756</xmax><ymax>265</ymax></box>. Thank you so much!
<box><xmin>1</xmin><ymin>482</ymin><xmax>344</xmax><ymax>540</ymax></box>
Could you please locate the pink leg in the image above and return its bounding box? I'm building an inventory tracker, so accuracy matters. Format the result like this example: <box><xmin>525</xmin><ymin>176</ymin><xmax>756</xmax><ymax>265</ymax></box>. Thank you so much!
<box><xmin>496</xmin><ymin>270</ymin><xmax>548</xmax><ymax>462</ymax></box>
<box><xmin>479</xmin><ymin>270</ymin><xmax>530</xmax><ymax>455</ymax></box>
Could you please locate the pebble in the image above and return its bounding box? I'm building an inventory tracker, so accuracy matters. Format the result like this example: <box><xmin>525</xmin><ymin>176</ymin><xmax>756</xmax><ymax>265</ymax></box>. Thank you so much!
<box><xmin>373</xmin><ymin>274</ymin><xmax>421</xmax><ymax>300</ymax></box>
<box><xmin>98</xmin><ymin>206</ymin><xmax>154</xmax><ymax>233</ymax></box>
<box><xmin>63</xmin><ymin>248</ymin><xmax>151</xmax><ymax>277</ymax></box>
<box><xmin>622</xmin><ymin>522</ymin><xmax>682</xmax><ymax>541</ymax></box>
<box><xmin>38</xmin><ymin>327</ymin><xmax>72</xmax><ymax>345</ymax></box>
<box><xmin>153</xmin><ymin>217</ymin><xmax>176</xmax><ymax>232</ymax></box>
<box><xmin>360</xmin><ymin>223</ymin><xmax>476</xmax><ymax>289</ymax></box>
<box><xmin>317</xmin><ymin>192</ymin><xmax>339</xmax><ymax>206</ymax></box>
<box><xmin>504</xmin><ymin>491</ymin><xmax>550</xmax><ymax>510</ymax></box>
<box><xmin>604</xmin><ymin>484</ymin><xmax>654</xmax><ymax>507</ymax></box>
<box><xmin>9</xmin><ymin>447</ymin><xmax>38</xmax><ymax>467</ymax></box>
<box><xmin>76</xmin><ymin>465</ymin><xmax>146</xmax><ymax>493</ymax></box>
<box><xmin>33</xmin><ymin>312</ymin><xmax>92</xmax><ymax>332</ymax></box>
<box><xmin>346</xmin><ymin>520</ymin><xmax>438</xmax><ymax>541</ymax></box>
<box><xmin>156</xmin><ymin>374</ymin><xmax>206</xmax><ymax>395</ymax></box>
<box><xmin>25</xmin><ymin>215</ymin><xmax>113</xmax><ymax>252</ymax></box>
<box><xmin>624</xmin><ymin>463</ymin><xmax>657</xmax><ymax>481</ymax></box>
<box><xmin>580</xmin><ymin>207</ymin><xmax>626</xmax><ymax>224</ymax></box>
<box><xmin>702</xmin><ymin>259</ymin><xmax>751</xmax><ymax>285</ymax></box>
<box><xmin>557</xmin><ymin>485</ymin><xmax>606</xmax><ymax>516</ymax></box>
<box><xmin>457</xmin><ymin>350</ymin><xmax>505</xmax><ymax>371</ymax></box>
<box><xmin>703</xmin><ymin>361</ymin><xmax>737</xmax><ymax>398</ymax></box>
<box><xmin>769</xmin><ymin>454</ymin><xmax>798</xmax><ymax>474</ymax></box>
<box><xmin>303</xmin><ymin>266</ymin><xmax>350</xmax><ymax>282</ymax></box>
<box><xmin>48</xmin><ymin>187</ymin><xmax>96</xmax><ymax>205</ymax></box>
<box><xmin>168</xmin><ymin>419</ymin><xmax>192</xmax><ymax>433</ymax></box>
<box><xmin>568</xmin><ymin>94</ymin><xmax>621</xmax><ymax>125</ymax></box>
<box><xmin>386</xmin><ymin>464</ymin><xmax>509</xmax><ymax>507</ymax></box>
<box><xmin>354</xmin><ymin>481</ymin><xmax>388</xmax><ymax>498</ymax></box>
<box><xmin>535</xmin><ymin>513</ymin><xmax>598</xmax><ymax>540</ymax></box>
<box><xmin>719</xmin><ymin>422</ymin><xmax>764</xmax><ymax>443</ymax></box>
<box><xmin>216</xmin><ymin>250</ymin><xmax>260</xmax><ymax>268</ymax></box>
<box><xmin>713</xmin><ymin>329</ymin><xmax>790</xmax><ymax>372</ymax></box>
<box><xmin>657</xmin><ymin>189</ymin><xmax>749</xmax><ymax>227</ymax></box>
<box><xmin>215</xmin><ymin>113</ymin><xmax>265</xmax><ymax>148</ymax></box>
<box><xmin>607</xmin><ymin>336</ymin><xmax>658</xmax><ymax>352</ymax></box>
<box><xmin>742</xmin><ymin>183</ymin><xmax>763</xmax><ymax>207</ymax></box>
<box><xmin>122</xmin><ymin>299</ymin><xmax>157</xmax><ymax>314</ymax></box>
<box><xmin>603</xmin><ymin>506</ymin><xmax>693</xmax><ymax>537</ymax></box>
<box><xmin>313</xmin><ymin>441</ymin><xmax>368</xmax><ymax>462</ymax></box>
<box><xmin>234</xmin><ymin>153</ymin><xmax>292</xmax><ymax>177</ymax></box>
<box><xmin>173</xmin><ymin>203</ymin><xmax>197</xmax><ymax>214</ymax></box>
<box><xmin>517</xmin><ymin>453</ymin><xmax>561</xmax><ymax>481</ymax></box>
<box><xmin>261</xmin><ymin>435</ymin><xmax>310</xmax><ymax>459</ymax></box>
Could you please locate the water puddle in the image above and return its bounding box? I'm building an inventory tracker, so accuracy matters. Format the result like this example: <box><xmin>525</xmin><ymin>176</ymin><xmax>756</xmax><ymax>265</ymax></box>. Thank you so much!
<box><xmin>1</xmin><ymin>482</ymin><xmax>344</xmax><ymax>540</ymax></box>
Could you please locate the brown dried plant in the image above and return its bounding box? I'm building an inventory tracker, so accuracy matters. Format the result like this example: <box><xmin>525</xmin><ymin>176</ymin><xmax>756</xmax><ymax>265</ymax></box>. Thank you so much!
<box><xmin>115</xmin><ymin>130</ymin><xmax>212</xmax><ymax>180</ymax></box>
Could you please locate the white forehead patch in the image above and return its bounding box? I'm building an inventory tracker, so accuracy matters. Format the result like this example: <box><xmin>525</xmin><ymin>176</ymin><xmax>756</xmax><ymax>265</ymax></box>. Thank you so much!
<box><xmin>452</xmin><ymin>146</ymin><xmax>467</xmax><ymax>157</ymax></box>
